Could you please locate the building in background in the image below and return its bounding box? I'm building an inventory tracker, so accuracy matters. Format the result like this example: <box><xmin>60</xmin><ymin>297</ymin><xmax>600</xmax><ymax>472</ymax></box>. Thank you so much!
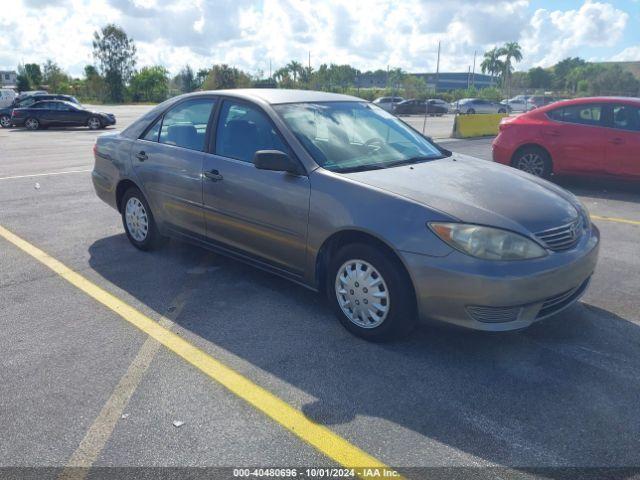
<box><xmin>0</xmin><ymin>70</ymin><xmax>17</xmax><ymax>88</ymax></box>
<box><xmin>356</xmin><ymin>71</ymin><xmax>495</xmax><ymax>92</ymax></box>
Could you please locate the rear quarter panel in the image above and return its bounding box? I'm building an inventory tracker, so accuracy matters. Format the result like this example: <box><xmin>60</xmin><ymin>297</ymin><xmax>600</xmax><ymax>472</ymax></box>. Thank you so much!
<box><xmin>92</xmin><ymin>132</ymin><xmax>136</xmax><ymax>210</ymax></box>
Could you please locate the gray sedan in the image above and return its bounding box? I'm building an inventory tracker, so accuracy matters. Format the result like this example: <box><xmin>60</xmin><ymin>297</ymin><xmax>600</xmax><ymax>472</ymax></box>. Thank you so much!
<box><xmin>92</xmin><ymin>89</ymin><xmax>599</xmax><ymax>340</ymax></box>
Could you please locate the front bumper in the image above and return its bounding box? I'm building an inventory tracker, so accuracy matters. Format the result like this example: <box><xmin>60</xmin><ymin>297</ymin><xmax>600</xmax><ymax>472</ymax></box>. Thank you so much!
<box><xmin>401</xmin><ymin>225</ymin><xmax>600</xmax><ymax>331</ymax></box>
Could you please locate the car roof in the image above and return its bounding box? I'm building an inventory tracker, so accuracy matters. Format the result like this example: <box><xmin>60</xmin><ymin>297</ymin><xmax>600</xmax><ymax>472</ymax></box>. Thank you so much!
<box><xmin>190</xmin><ymin>88</ymin><xmax>361</xmax><ymax>105</ymax></box>
<box><xmin>537</xmin><ymin>96</ymin><xmax>640</xmax><ymax>112</ymax></box>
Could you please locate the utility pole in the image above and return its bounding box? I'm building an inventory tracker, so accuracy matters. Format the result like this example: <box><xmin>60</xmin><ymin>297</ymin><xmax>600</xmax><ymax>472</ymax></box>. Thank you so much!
<box><xmin>467</xmin><ymin>65</ymin><xmax>471</xmax><ymax>89</ymax></box>
<box><xmin>471</xmin><ymin>50</ymin><xmax>476</xmax><ymax>88</ymax></box>
<box><xmin>269</xmin><ymin>59</ymin><xmax>272</xmax><ymax>80</ymax></box>
<box><xmin>435</xmin><ymin>41</ymin><xmax>440</xmax><ymax>94</ymax></box>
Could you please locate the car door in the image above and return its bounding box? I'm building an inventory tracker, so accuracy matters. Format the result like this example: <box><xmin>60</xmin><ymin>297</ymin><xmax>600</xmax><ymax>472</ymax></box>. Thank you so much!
<box><xmin>132</xmin><ymin>97</ymin><xmax>217</xmax><ymax>237</ymax></box>
<box><xmin>202</xmin><ymin>99</ymin><xmax>310</xmax><ymax>275</ymax></box>
<box><xmin>63</xmin><ymin>103</ymin><xmax>89</xmax><ymax>126</ymax></box>
<box><xmin>604</xmin><ymin>103</ymin><xmax>640</xmax><ymax>177</ymax></box>
<box><xmin>544</xmin><ymin>103</ymin><xmax>608</xmax><ymax>174</ymax></box>
<box><xmin>37</xmin><ymin>102</ymin><xmax>62</xmax><ymax>125</ymax></box>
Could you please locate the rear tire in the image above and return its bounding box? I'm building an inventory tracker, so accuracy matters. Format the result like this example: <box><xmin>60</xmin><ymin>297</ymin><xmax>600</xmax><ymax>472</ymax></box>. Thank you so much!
<box><xmin>466</xmin><ymin>108</ymin><xmax>475</xmax><ymax>114</ymax></box>
<box><xmin>327</xmin><ymin>243</ymin><xmax>416</xmax><ymax>341</ymax></box>
<box><xmin>121</xmin><ymin>187</ymin><xmax>163</xmax><ymax>251</ymax></box>
<box><xmin>25</xmin><ymin>117</ymin><xmax>39</xmax><ymax>130</ymax></box>
<box><xmin>511</xmin><ymin>146</ymin><xmax>552</xmax><ymax>179</ymax></box>
<box><xmin>0</xmin><ymin>114</ymin><xmax>11</xmax><ymax>128</ymax></box>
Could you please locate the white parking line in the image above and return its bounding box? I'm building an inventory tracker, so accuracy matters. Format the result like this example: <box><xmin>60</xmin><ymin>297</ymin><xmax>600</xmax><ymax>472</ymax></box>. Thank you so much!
<box><xmin>0</xmin><ymin>169</ymin><xmax>92</xmax><ymax>181</ymax></box>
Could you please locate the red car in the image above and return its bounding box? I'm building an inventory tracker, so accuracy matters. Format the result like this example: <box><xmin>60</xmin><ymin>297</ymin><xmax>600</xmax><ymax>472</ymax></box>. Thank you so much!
<box><xmin>492</xmin><ymin>97</ymin><xmax>640</xmax><ymax>179</ymax></box>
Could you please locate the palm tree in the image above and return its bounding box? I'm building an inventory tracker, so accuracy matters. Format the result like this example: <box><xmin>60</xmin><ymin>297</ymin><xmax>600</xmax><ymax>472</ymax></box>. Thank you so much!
<box><xmin>286</xmin><ymin>60</ymin><xmax>303</xmax><ymax>84</ymax></box>
<box><xmin>481</xmin><ymin>47</ymin><xmax>504</xmax><ymax>85</ymax></box>
<box><xmin>498</xmin><ymin>42</ymin><xmax>523</xmax><ymax>98</ymax></box>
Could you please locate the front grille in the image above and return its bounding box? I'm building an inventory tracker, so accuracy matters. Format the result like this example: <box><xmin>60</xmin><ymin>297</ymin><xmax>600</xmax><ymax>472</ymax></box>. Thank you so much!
<box><xmin>466</xmin><ymin>305</ymin><xmax>522</xmax><ymax>323</ymax></box>
<box><xmin>535</xmin><ymin>218</ymin><xmax>582</xmax><ymax>251</ymax></box>
<box><xmin>536</xmin><ymin>278</ymin><xmax>590</xmax><ymax>319</ymax></box>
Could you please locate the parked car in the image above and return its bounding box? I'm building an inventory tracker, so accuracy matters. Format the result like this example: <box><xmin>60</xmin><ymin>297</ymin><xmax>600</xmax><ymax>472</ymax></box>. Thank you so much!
<box><xmin>11</xmin><ymin>100</ymin><xmax>115</xmax><ymax>130</ymax></box>
<box><xmin>372</xmin><ymin>96</ymin><xmax>405</xmax><ymax>112</ymax></box>
<box><xmin>526</xmin><ymin>95</ymin><xmax>556</xmax><ymax>111</ymax></box>
<box><xmin>394</xmin><ymin>99</ymin><xmax>448</xmax><ymax>116</ymax></box>
<box><xmin>0</xmin><ymin>88</ymin><xmax>17</xmax><ymax>109</ymax></box>
<box><xmin>16</xmin><ymin>90</ymin><xmax>48</xmax><ymax>100</ymax></box>
<box><xmin>493</xmin><ymin>97</ymin><xmax>640</xmax><ymax>179</ymax></box>
<box><xmin>501</xmin><ymin>96</ymin><xmax>529</xmax><ymax>112</ymax></box>
<box><xmin>0</xmin><ymin>94</ymin><xmax>81</xmax><ymax>128</ymax></box>
<box><xmin>453</xmin><ymin>98</ymin><xmax>510</xmax><ymax>114</ymax></box>
<box><xmin>93</xmin><ymin>89</ymin><xmax>599</xmax><ymax>340</ymax></box>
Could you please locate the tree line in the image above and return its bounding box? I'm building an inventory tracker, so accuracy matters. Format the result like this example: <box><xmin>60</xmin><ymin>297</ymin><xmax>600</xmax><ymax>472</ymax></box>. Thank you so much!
<box><xmin>13</xmin><ymin>25</ymin><xmax>640</xmax><ymax>104</ymax></box>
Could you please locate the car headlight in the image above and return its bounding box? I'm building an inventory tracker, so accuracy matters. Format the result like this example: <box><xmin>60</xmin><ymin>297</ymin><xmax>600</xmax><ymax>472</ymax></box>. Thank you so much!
<box><xmin>578</xmin><ymin>201</ymin><xmax>591</xmax><ymax>230</ymax></box>
<box><xmin>429</xmin><ymin>223</ymin><xmax>548</xmax><ymax>260</ymax></box>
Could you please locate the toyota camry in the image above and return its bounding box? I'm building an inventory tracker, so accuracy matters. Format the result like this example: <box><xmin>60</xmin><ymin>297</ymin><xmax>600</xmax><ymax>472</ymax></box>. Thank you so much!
<box><xmin>92</xmin><ymin>89</ymin><xmax>599</xmax><ymax>340</ymax></box>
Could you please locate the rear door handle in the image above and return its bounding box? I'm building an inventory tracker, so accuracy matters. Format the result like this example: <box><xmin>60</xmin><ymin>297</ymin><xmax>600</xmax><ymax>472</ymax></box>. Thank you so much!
<box><xmin>609</xmin><ymin>137</ymin><xmax>624</xmax><ymax>145</ymax></box>
<box><xmin>135</xmin><ymin>151</ymin><xmax>148</xmax><ymax>161</ymax></box>
<box><xmin>204</xmin><ymin>169</ymin><xmax>223</xmax><ymax>182</ymax></box>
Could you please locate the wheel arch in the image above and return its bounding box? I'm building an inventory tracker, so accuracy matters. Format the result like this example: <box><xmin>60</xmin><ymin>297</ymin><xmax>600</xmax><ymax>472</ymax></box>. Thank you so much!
<box><xmin>314</xmin><ymin>229</ymin><xmax>417</xmax><ymax>303</ymax></box>
<box><xmin>115</xmin><ymin>178</ymin><xmax>142</xmax><ymax>213</ymax></box>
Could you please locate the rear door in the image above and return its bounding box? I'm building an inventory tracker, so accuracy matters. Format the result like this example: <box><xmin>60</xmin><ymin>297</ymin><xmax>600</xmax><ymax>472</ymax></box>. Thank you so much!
<box><xmin>201</xmin><ymin>99</ymin><xmax>310</xmax><ymax>275</ymax></box>
<box><xmin>132</xmin><ymin>97</ymin><xmax>217</xmax><ymax>237</ymax></box>
<box><xmin>544</xmin><ymin>104</ymin><xmax>609</xmax><ymax>174</ymax></box>
<box><xmin>604</xmin><ymin>103</ymin><xmax>640</xmax><ymax>177</ymax></box>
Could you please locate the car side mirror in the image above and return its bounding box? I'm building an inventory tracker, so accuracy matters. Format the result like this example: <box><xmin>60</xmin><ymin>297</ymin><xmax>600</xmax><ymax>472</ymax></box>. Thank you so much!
<box><xmin>254</xmin><ymin>150</ymin><xmax>303</xmax><ymax>175</ymax></box>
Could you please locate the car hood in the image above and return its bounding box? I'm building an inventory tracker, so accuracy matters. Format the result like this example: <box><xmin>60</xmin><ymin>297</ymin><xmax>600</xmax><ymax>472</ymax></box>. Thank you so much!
<box><xmin>342</xmin><ymin>153</ymin><xmax>579</xmax><ymax>235</ymax></box>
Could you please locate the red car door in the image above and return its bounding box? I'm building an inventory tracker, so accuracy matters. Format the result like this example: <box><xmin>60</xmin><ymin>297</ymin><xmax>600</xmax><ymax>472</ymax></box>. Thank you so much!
<box><xmin>605</xmin><ymin>103</ymin><xmax>640</xmax><ymax>177</ymax></box>
<box><xmin>545</xmin><ymin>103</ymin><xmax>609</xmax><ymax>175</ymax></box>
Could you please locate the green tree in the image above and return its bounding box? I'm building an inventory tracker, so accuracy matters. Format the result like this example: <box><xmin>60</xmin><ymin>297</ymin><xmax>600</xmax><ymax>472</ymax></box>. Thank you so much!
<box><xmin>24</xmin><ymin>63</ymin><xmax>43</xmax><ymax>88</ymax></box>
<box><xmin>16</xmin><ymin>64</ymin><xmax>31</xmax><ymax>92</ymax></box>
<box><xmin>43</xmin><ymin>60</ymin><xmax>70</xmax><ymax>92</ymax></box>
<box><xmin>202</xmin><ymin>64</ymin><xmax>251</xmax><ymax>90</ymax></box>
<box><xmin>498</xmin><ymin>41</ymin><xmax>523</xmax><ymax>97</ymax></box>
<box><xmin>92</xmin><ymin>24</ymin><xmax>137</xmax><ymax>102</ymax></box>
<box><xmin>82</xmin><ymin>65</ymin><xmax>106</xmax><ymax>101</ymax></box>
<box><xmin>286</xmin><ymin>60</ymin><xmax>303</xmax><ymax>84</ymax></box>
<box><xmin>176</xmin><ymin>65</ymin><xmax>197</xmax><ymax>93</ymax></box>
<box><xmin>481</xmin><ymin>47</ymin><xmax>505</xmax><ymax>85</ymax></box>
<box><xmin>552</xmin><ymin>57</ymin><xmax>586</xmax><ymax>90</ymax></box>
<box><xmin>402</xmin><ymin>75</ymin><xmax>427</xmax><ymax>99</ymax></box>
<box><xmin>129</xmin><ymin>66</ymin><xmax>169</xmax><ymax>102</ymax></box>
<box><xmin>527</xmin><ymin>66</ymin><xmax>552</xmax><ymax>90</ymax></box>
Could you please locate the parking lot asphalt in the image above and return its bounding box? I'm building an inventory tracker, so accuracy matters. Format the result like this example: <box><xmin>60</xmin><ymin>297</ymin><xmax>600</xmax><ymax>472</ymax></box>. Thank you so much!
<box><xmin>1</xmin><ymin>105</ymin><xmax>639</xmax><ymax>477</ymax></box>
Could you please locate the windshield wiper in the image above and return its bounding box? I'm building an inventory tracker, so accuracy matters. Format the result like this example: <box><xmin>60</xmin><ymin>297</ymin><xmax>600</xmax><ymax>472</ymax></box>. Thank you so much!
<box><xmin>333</xmin><ymin>164</ymin><xmax>388</xmax><ymax>173</ymax></box>
<box><xmin>384</xmin><ymin>156</ymin><xmax>442</xmax><ymax>168</ymax></box>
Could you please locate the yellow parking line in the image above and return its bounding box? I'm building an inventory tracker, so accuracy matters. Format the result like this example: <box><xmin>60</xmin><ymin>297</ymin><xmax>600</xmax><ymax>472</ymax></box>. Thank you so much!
<box><xmin>0</xmin><ymin>225</ymin><xmax>396</xmax><ymax>478</ymax></box>
<box><xmin>591</xmin><ymin>215</ymin><xmax>640</xmax><ymax>226</ymax></box>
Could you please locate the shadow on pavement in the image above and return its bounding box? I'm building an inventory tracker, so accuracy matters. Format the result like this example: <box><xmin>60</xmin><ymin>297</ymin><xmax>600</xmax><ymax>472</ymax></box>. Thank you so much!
<box><xmin>88</xmin><ymin>235</ymin><xmax>640</xmax><ymax>474</ymax></box>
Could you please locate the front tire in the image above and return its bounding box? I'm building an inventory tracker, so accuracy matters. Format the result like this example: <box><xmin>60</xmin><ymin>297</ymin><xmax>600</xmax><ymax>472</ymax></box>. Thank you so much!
<box><xmin>466</xmin><ymin>108</ymin><xmax>475</xmax><ymax>114</ymax></box>
<box><xmin>512</xmin><ymin>146</ymin><xmax>552</xmax><ymax>179</ymax></box>
<box><xmin>88</xmin><ymin>116</ymin><xmax>102</xmax><ymax>130</ymax></box>
<box><xmin>25</xmin><ymin>117</ymin><xmax>40</xmax><ymax>130</ymax></box>
<box><xmin>328</xmin><ymin>243</ymin><xmax>416</xmax><ymax>341</ymax></box>
<box><xmin>121</xmin><ymin>187</ymin><xmax>162</xmax><ymax>251</ymax></box>
<box><xmin>0</xmin><ymin>114</ymin><xmax>11</xmax><ymax>128</ymax></box>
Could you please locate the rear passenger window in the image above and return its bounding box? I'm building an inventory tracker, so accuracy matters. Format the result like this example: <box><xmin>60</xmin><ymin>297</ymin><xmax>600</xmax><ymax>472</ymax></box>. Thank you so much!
<box><xmin>215</xmin><ymin>101</ymin><xmax>290</xmax><ymax>163</ymax></box>
<box><xmin>158</xmin><ymin>99</ymin><xmax>215</xmax><ymax>151</ymax></box>
<box><xmin>549</xmin><ymin>104</ymin><xmax>602</xmax><ymax>126</ymax></box>
<box><xmin>612</xmin><ymin>105</ymin><xmax>640</xmax><ymax>131</ymax></box>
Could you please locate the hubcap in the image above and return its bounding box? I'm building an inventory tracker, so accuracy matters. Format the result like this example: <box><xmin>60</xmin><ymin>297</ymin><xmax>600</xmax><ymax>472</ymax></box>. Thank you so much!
<box><xmin>26</xmin><ymin>119</ymin><xmax>38</xmax><ymax>129</ymax></box>
<box><xmin>0</xmin><ymin>116</ymin><xmax>10</xmax><ymax>127</ymax></box>
<box><xmin>125</xmin><ymin>197</ymin><xmax>149</xmax><ymax>242</ymax></box>
<box><xmin>335</xmin><ymin>259</ymin><xmax>390</xmax><ymax>329</ymax></box>
<box><xmin>516</xmin><ymin>153</ymin><xmax>545</xmax><ymax>176</ymax></box>
<box><xmin>89</xmin><ymin>118</ymin><xmax>100</xmax><ymax>129</ymax></box>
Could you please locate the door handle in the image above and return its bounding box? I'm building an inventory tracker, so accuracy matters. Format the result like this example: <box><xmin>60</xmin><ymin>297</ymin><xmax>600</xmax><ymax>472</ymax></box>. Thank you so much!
<box><xmin>609</xmin><ymin>137</ymin><xmax>624</xmax><ymax>145</ymax></box>
<box><xmin>204</xmin><ymin>169</ymin><xmax>223</xmax><ymax>182</ymax></box>
<box><xmin>135</xmin><ymin>151</ymin><xmax>148</xmax><ymax>161</ymax></box>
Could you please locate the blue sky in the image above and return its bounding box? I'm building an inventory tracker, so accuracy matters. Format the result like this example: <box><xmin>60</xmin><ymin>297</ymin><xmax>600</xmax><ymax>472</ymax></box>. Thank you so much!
<box><xmin>1</xmin><ymin>0</ymin><xmax>639</xmax><ymax>77</ymax></box>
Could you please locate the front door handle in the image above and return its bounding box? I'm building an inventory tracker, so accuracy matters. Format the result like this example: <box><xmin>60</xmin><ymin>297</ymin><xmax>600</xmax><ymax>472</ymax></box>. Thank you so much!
<box><xmin>135</xmin><ymin>151</ymin><xmax>148</xmax><ymax>161</ymax></box>
<box><xmin>204</xmin><ymin>169</ymin><xmax>223</xmax><ymax>182</ymax></box>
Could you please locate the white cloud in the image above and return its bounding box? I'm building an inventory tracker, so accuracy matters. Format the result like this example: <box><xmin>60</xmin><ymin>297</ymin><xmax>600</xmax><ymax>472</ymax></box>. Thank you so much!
<box><xmin>0</xmin><ymin>0</ymin><xmax>634</xmax><ymax>77</ymax></box>
<box><xmin>612</xmin><ymin>45</ymin><xmax>640</xmax><ymax>61</ymax></box>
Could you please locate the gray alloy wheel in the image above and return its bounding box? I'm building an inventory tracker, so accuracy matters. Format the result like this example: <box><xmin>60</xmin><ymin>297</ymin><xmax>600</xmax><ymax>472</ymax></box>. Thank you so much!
<box><xmin>514</xmin><ymin>151</ymin><xmax>546</xmax><ymax>177</ymax></box>
<box><xmin>25</xmin><ymin>117</ymin><xmax>39</xmax><ymax>130</ymax></box>
<box><xmin>335</xmin><ymin>259</ymin><xmax>390</xmax><ymax>329</ymax></box>
<box><xmin>0</xmin><ymin>114</ymin><xmax>11</xmax><ymax>128</ymax></box>
<box><xmin>124</xmin><ymin>197</ymin><xmax>149</xmax><ymax>242</ymax></box>
<box><xmin>88</xmin><ymin>116</ymin><xmax>102</xmax><ymax>130</ymax></box>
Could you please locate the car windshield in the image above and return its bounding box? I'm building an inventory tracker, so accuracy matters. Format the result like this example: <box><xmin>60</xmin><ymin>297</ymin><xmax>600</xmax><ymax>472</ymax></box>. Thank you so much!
<box><xmin>274</xmin><ymin>101</ymin><xmax>445</xmax><ymax>172</ymax></box>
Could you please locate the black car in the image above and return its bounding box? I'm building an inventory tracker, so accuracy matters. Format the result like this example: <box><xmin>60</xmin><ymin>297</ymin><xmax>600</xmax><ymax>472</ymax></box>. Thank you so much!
<box><xmin>11</xmin><ymin>100</ymin><xmax>116</xmax><ymax>130</ymax></box>
<box><xmin>394</xmin><ymin>99</ymin><xmax>448</xmax><ymax>116</ymax></box>
<box><xmin>0</xmin><ymin>94</ymin><xmax>81</xmax><ymax>128</ymax></box>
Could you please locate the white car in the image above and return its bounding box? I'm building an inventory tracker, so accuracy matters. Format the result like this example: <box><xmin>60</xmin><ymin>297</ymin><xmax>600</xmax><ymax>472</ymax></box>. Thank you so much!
<box><xmin>0</xmin><ymin>88</ymin><xmax>16</xmax><ymax>108</ymax></box>
<box><xmin>372</xmin><ymin>96</ymin><xmax>405</xmax><ymax>112</ymax></box>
